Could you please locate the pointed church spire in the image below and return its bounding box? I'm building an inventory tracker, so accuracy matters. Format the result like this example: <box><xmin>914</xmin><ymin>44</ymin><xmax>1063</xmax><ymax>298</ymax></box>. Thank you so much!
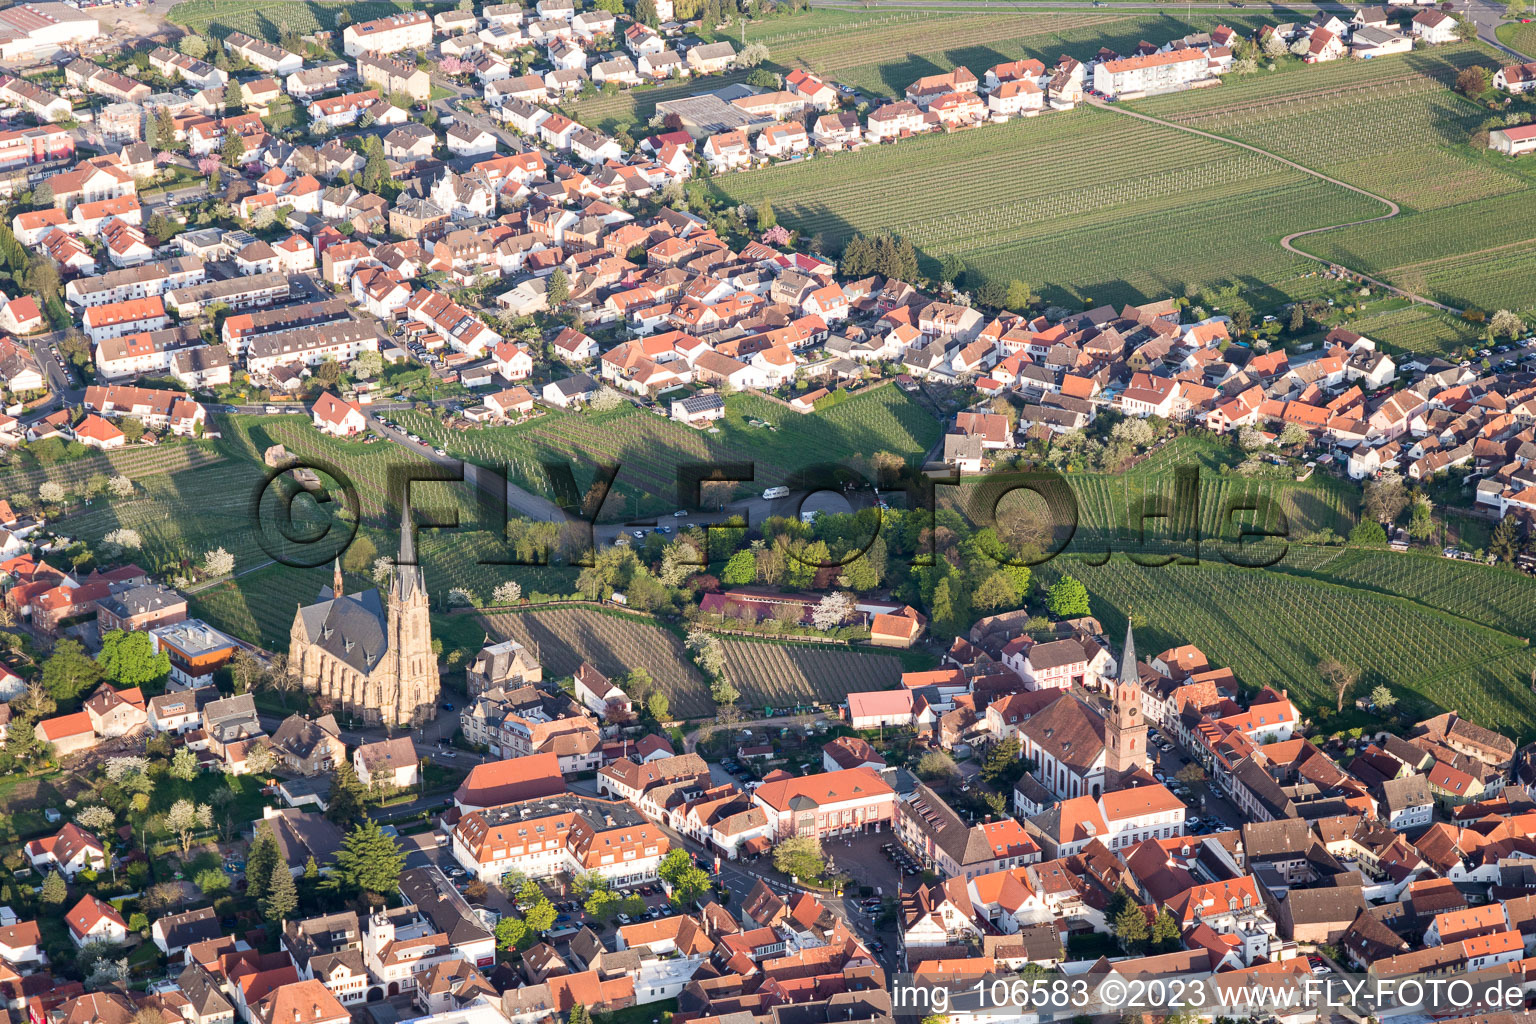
<box><xmin>393</xmin><ymin>494</ymin><xmax>424</xmax><ymax>603</ymax></box>
<box><xmin>1119</xmin><ymin>620</ymin><xmax>1138</xmax><ymax>685</ymax></box>
<box><xmin>398</xmin><ymin>493</ymin><xmax>415</xmax><ymax>568</ymax></box>
<box><xmin>333</xmin><ymin>557</ymin><xmax>343</xmax><ymax>600</ymax></box>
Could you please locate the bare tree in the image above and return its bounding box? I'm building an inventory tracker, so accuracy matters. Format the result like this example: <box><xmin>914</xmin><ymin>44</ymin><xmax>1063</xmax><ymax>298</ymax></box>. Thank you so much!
<box><xmin>1318</xmin><ymin>657</ymin><xmax>1358</xmax><ymax>713</ymax></box>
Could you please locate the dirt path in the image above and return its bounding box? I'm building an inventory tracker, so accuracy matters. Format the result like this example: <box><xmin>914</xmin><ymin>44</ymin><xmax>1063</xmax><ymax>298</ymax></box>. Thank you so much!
<box><xmin>1087</xmin><ymin>96</ymin><xmax>1464</xmax><ymax>316</ymax></box>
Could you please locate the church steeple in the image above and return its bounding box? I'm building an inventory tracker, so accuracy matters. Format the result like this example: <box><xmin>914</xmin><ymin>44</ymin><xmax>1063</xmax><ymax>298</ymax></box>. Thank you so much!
<box><xmin>393</xmin><ymin>495</ymin><xmax>423</xmax><ymax>603</ymax></box>
<box><xmin>1105</xmin><ymin>619</ymin><xmax>1147</xmax><ymax>789</ymax></box>
<box><xmin>333</xmin><ymin>557</ymin><xmax>343</xmax><ymax>600</ymax></box>
<box><xmin>1119</xmin><ymin>620</ymin><xmax>1138</xmax><ymax>685</ymax></box>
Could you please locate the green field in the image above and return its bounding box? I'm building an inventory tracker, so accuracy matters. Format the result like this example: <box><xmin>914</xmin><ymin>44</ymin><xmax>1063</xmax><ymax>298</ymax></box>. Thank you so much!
<box><xmin>712</xmin><ymin>104</ymin><xmax>1382</xmax><ymax>308</ymax></box>
<box><xmin>566</xmin><ymin>9</ymin><xmax>1268</xmax><ymax>131</ymax></box>
<box><xmin>743</xmin><ymin>9</ymin><xmax>1269</xmax><ymax>99</ymax></box>
<box><xmin>391</xmin><ymin>385</ymin><xmax>943</xmax><ymax>517</ymax></box>
<box><xmin>1055</xmin><ymin>557</ymin><xmax>1536</xmax><ymax>741</ymax></box>
<box><xmin>1332</xmin><ymin>304</ymin><xmax>1484</xmax><ymax>359</ymax></box>
<box><xmin>477</xmin><ymin>605</ymin><xmax>911</xmax><ymax>717</ymax></box>
<box><xmin>1496</xmin><ymin>21</ymin><xmax>1536</xmax><ymax>58</ymax></box>
<box><xmin>168</xmin><ymin>0</ymin><xmax>451</xmax><ymax>40</ymax></box>
<box><xmin>941</xmin><ymin>428</ymin><xmax>1358</xmax><ymax>558</ymax></box>
<box><xmin>1136</xmin><ymin>44</ymin><xmax>1536</xmax><ymax>313</ymax></box>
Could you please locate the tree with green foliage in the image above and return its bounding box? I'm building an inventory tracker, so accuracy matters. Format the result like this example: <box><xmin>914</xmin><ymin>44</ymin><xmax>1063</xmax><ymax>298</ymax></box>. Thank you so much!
<box><xmin>98</xmin><ymin>630</ymin><xmax>170</xmax><ymax>687</ymax></box>
<box><xmin>720</xmin><ymin>549</ymin><xmax>755</xmax><ymax>585</ymax></box>
<box><xmin>1005</xmin><ymin>279</ymin><xmax>1033</xmax><ymax>310</ymax></box>
<box><xmin>246</xmin><ymin>822</ymin><xmax>281</xmax><ymax>904</ymax></box>
<box><xmin>342</xmin><ymin>535</ymin><xmax>377</xmax><ymax>576</ymax></box>
<box><xmin>1045</xmin><ymin>574</ymin><xmax>1090</xmax><ymax>618</ymax></box>
<box><xmin>547</xmin><ymin>269</ymin><xmax>569</xmax><ymax>307</ymax></box>
<box><xmin>658</xmin><ymin>849</ymin><xmax>712</xmax><ymax>905</ymax></box>
<box><xmin>332</xmin><ymin>819</ymin><xmax>404</xmax><ymax>899</ymax></box>
<box><xmin>646</xmin><ymin>690</ymin><xmax>670</xmax><ymax>722</ymax></box>
<box><xmin>494</xmin><ymin>915</ymin><xmax>530</xmax><ymax>950</ymax></box>
<box><xmin>326</xmin><ymin>761</ymin><xmax>369</xmax><ymax>824</ymax></box>
<box><xmin>929</xmin><ymin>576</ymin><xmax>956</xmax><ymax>631</ymax></box>
<box><xmin>756</xmin><ymin>200</ymin><xmax>776</xmax><ymax>231</ymax></box>
<box><xmin>772</xmin><ymin>836</ymin><xmax>825</xmax><ymax>882</ymax></box>
<box><xmin>972</xmin><ymin>569</ymin><xmax>1022</xmax><ymax>613</ymax></box>
<box><xmin>568</xmin><ymin>1006</ymin><xmax>591</xmax><ymax>1024</ymax></box>
<box><xmin>1407</xmin><ymin>498</ymin><xmax>1434</xmax><ymax>542</ymax></box>
<box><xmin>170</xmin><ymin>747</ymin><xmax>199</xmax><ymax>782</ymax></box>
<box><xmin>178</xmin><ymin>34</ymin><xmax>208</xmax><ymax>58</ymax></box>
<box><xmin>221</xmin><ymin>132</ymin><xmax>245</xmax><ymax>168</ymax></box>
<box><xmin>42</xmin><ymin>639</ymin><xmax>103</xmax><ymax>702</ymax></box>
<box><xmin>363</xmin><ymin>139</ymin><xmax>389</xmax><ymax>194</ymax></box>
<box><xmin>261</xmin><ymin>860</ymin><xmax>298</xmax><ymax>922</ymax></box>
<box><xmin>939</xmin><ymin>252</ymin><xmax>966</xmax><ymax>285</ymax></box>
<box><xmin>524</xmin><ymin>898</ymin><xmax>556</xmax><ymax>934</ymax></box>
<box><xmin>1349</xmin><ymin>520</ymin><xmax>1388</xmax><ymax>549</ymax></box>
<box><xmin>979</xmin><ymin>738</ymin><xmax>1027</xmax><ymax>790</ymax></box>
<box><xmin>1369</xmin><ymin>684</ymin><xmax>1397</xmax><ymax>712</ymax></box>
<box><xmin>1149</xmin><ymin>907</ymin><xmax>1181</xmax><ymax>953</ymax></box>
<box><xmin>1491</xmin><ymin>513</ymin><xmax>1520</xmax><ymax>563</ymax></box>
<box><xmin>41</xmin><ymin>870</ymin><xmax>66</xmax><ymax>904</ymax></box>
<box><xmin>1113</xmin><ymin>898</ymin><xmax>1149</xmax><ymax>955</ymax></box>
<box><xmin>636</xmin><ymin>0</ymin><xmax>659</xmax><ymax>25</ymax></box>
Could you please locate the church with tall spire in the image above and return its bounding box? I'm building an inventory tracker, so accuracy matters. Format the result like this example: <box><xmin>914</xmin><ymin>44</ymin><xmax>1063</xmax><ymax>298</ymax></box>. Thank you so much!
<box><xmin>1104</xmin><ymin>620</ymin><xmax>1150</xmax><ymax>789</ymax></box>
<box><xmin>288</xmin><ymin>501</ymin><xmax>439</xmax><ymax>728</ymax></box>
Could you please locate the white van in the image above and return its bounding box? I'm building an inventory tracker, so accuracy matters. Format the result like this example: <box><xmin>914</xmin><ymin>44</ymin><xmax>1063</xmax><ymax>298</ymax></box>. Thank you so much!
<box><xmin>762</xmin><ymin>486</ymin><xmax>790</xmax><ymax>500</ymax></box>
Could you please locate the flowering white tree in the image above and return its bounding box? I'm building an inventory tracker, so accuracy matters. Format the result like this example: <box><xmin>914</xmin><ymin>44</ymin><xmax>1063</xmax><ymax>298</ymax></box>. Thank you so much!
<box><xmin>85</xmin><ymin>954</ymin><xmax>128</xmax><ymax>989</ymax></box>
<box><xmin>165</xmin><ymin>799</ymin><xmax>213</xmax><ymax>854</ymax></box>
<box><xmin>75</xmin><ymin>805</ymin><xmax>116</xmax><ymax>833</ymax></box>
<box><xmin>107</xmin><ymin>475</ymin><xmax>134</xmax><ymax>498</ymax></box>
<box><xmin>373</xmin><ymin>556</ymin><xmax>393</xmax><ymax>584</ymax></box>
<box><xmin>590</xmin><ymin>387</ymin><xmax>624</xmax><ymax>411</ymax></box>
<box><xmin>38</xmin><ymin>482</ymin><xmax>63</xmax><ymax>503</ymax></box>
<box><xmin>446</xmin><ymin>587</ymin><xmax>476</xmax><ymax>607</ymax></box>
<box><xmin>203</xmin><ymin>548</ymin><xmax>235</xmax><ymax>577</ymax></box>
<box><xmin>104</xmin><ymin>528</ymin><xmax>142</xmax><ymax>550</ymax></box>
<box><xmin>686</xmin><ymin>629</ymin><xmax>725</xmax><ymax>678</ymax></box>
<box><xmin>492</xmin><ymin>580</ymin><xmax>522</xmax><ymax>605</ymax></box>
<box><xmin>1237</xmin><ymin>426</ymin><xmax>1268</xmax><ymax>452</ymax></box>
<box><xmin>811</xmin><ymin>591</ymin><xmax>854</xmax><ymax>631</ymax></box>
<box><xmin>104</xmin><ymin>755</ymin><xmax>151</xmax><ymax>782</ymax></box>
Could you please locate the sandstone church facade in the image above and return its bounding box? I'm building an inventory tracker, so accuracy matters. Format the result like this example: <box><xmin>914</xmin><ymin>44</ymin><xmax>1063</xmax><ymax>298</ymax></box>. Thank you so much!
<box><xmin>288</xmin><ymin>505</ymin><xmax>439</xmax><ymax>727</ymax></box>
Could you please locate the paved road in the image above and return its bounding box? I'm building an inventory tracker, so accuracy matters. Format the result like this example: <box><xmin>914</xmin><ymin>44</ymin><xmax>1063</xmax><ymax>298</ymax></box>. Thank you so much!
<box><xmin>1465</xmin><ymin>0</ymin><xmax>1532</xmax><ymax>59</ymax></box>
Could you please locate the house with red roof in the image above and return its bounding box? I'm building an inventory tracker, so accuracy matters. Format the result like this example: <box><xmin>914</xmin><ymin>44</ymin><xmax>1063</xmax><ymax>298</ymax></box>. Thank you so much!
<box><xmin>870</xmin><ymin>606</ymin><xmax>926</xmax><ymax>649</ymax></box>
<box><xmin>0</xmin><ymin>295</ymin><xmax>42</xmax><ymax>335</ymax></box>
<box><xmin>1164</xmin><ymin>875</ymin><xmax>1277</xmax><ymax>964</ymax></box>
<box><xmin>65</xmin><ymin>895</ymin><xmax>127</xmax><ymax>948</ymax></box>
<box><xmin>34</xmin><ymin>711</ymin><xmax>97</xmax><ymax>758</ymax></box>
<box><xmin>25</xmin><ymin>823</ymin><xmax>105</xmax><ymax>879</ymax></box>
<box><xmin>310</xmin><ymin>393</ymin><xmax>365</xmax><ymax>437</ymax></box>
<box><xmin>845</xmin><ymin>688</ymin><xmax>914</xmax><ymax>730</ymax></box>
<box><xmin>71</xmin><ymin>414</ymin><xmax>124</xmax><ymax>450</ymax></box>
<box><xmin>751</xmin><ymin>767</ymin><xmax>895</xmax><ymax>840</ymax></box>
<box><xmin>453</xmin><ymin>752</ymin><xmax>565</xmax><ymax>811</ymax></box>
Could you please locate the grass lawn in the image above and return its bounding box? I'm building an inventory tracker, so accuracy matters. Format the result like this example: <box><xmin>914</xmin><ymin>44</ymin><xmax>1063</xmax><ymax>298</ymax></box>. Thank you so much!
<box><xmin>591</xmin><ymin>989</ymin><xmax>674</xmax><ymax>1022</ymax></box>
<box><xmin>1497</xmin><ymin>21</ymin><xmax>1536</xmax><ymax>56</ymax></box>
